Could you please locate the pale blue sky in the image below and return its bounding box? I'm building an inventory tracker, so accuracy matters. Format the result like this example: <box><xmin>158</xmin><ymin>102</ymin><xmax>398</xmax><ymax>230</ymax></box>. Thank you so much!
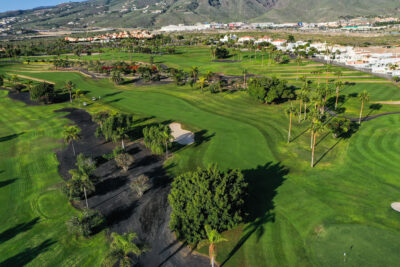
<box><xmin>0</xmin><ymin>0</ymin><xmax>85</xmax><ymax>12</ymax></box>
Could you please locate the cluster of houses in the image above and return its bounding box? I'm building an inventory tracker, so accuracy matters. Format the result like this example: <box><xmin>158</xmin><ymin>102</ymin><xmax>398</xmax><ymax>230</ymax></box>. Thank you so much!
<box><xmin>64</xmin><ymin>30</ymin><xmax>154</xmax><ymax>43</ymax></box>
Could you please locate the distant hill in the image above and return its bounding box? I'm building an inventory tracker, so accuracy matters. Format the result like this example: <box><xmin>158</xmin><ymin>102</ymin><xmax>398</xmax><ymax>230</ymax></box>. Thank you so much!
<box><xmin>2</xmin><ymin>0</ymin><xmax>400</xmax><ymax>29</ymax></box>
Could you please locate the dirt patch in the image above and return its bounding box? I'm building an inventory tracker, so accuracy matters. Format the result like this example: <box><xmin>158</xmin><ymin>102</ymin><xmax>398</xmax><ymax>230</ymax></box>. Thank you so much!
<box><xmin>55</xmin><ymin>108</ymin><xmax>208</xmax><ymax>267</ymax></box>
<box><xmin>212</xmin><ymin>59</ymin><xmax>242</xmax><ymax>63</ymax></box>
<box><xmin>7</xmin><ymin>73</ymin><xmax>55</xmax><ymax>84</ymax></box>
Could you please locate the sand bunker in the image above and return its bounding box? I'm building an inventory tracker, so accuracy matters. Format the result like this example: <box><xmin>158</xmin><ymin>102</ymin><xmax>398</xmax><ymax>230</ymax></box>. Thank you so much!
<box><xmin>391</xmin><ymin>203</ymin><xmax>400</xmax><ymax>212</ymax></box>
<box><xmin>169</xmin><ymin>123</ymin><xmax>194</xmax><ymax>145</ymax></box>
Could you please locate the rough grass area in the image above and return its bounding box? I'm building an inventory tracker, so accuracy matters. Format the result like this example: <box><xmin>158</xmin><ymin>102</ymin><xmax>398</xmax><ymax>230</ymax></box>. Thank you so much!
<box><xmin>0</xmin><ymin>52</ymin><xmax>400</xmax><ymax>267</ymax></box>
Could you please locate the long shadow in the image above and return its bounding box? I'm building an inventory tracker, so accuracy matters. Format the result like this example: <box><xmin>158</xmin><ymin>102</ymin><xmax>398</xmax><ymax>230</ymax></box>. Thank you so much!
<box><xmin>106</xmin><ymin>200</ymin><xmax>138</xmax><ymax>227</ymax></box>
<box><xmin>221</xmin><ymin>162</ymin><xmax>288</xmax><ymax>266</ymax></box>
<box><xmin>158</xmin><ymin>241</ymin><xmax>188</xmax><ymax>267</ymax></box>
<box><xmin>104</xmin><ymin>98</ymin><xmax>123</xmax><ymax>104</ymax></box>
<box><xmin>194</xmin><ymin>130</ymin><xmax>215</xmax><ymax>147</ymax></box>
<box><xmin>315</xmin><ymin>132</ymin><xmax>330</xmax><ymax>147</ymax></box>
<box><xmin>0</xmin><ymin>239</ymin><xmax>55</xmax><ymax>267</ymax></box>
<box><xmin>0</xmin><ymin>132</ymin><xmax>24</xmax><ymax>142</ymax></box>
<box><xmin>95</xmin><ymin>176</ymin><xmax>129</xmax><ymax>196</ymax></box>
<box><xmin>0</xmin><ymin>217</ymin><xmax>40</xmax><ymax>244</ymax></box>
<box><xmin>291</xmin><ymin>127</ymin><xmax>309</xmax><ymax>142</ymax></box>
<box><xmin>314</xmin><ymin>138</ymin><xmax>342</xmax><ymax>167</ymax></box>
<box><xmin>0</xmin><ymin>178</ymin><xmax>18</xmax><ymax>188</ymax></box>
<box><xmin>103</xmin><ymin>91</ymin><xmax>123</xmax><ymax>98</ymax></box>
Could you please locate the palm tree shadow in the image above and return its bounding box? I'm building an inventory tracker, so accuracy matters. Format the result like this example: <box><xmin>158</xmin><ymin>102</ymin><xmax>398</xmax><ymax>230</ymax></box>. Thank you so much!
<box><xmin>0</xmin><ymin>217</ymin><xmax>40</xmax><ymax>244</ymax></box>
<box><xmin>0</xmin><ymin>178</ymin><xmax>17</xmax><ymax>188</ymax></box>
<box><xmin>221</xmin><ymin>162</ymin><xmax>288</xmax><ymax>266</ymax></box>
<box><xmin>290</xmin><ymin>126</ymin><xmax>309</xmax><ymax>143</ymax></box>
<box><xmin>0</xmin><ymin>239</ymin><xmax>55</xmax><ymax>267</ymax></box>
<box><xmin>314</xmin><ymin>138</ymin><xmax>341</xmax><ymax>167</ymax></box>
<box><xmin>0</xmin><ymin>132</ymin><xmax>24</xmax><ymax>142</ymax></box>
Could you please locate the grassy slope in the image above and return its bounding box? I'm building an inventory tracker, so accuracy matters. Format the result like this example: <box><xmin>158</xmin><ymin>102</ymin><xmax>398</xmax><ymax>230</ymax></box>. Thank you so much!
<box><xmin>0</xmin><ymin>90</ymin><xmax>107</xmax><ymax>266</ymax></box>
<box><xmin>1</xmin><ymin>53</ymin><xmax>400</xmax><ymax>266</ymax></box>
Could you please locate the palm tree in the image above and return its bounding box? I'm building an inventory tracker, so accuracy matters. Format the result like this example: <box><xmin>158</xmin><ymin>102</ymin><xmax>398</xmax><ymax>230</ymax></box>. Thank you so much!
<box><xmin>115</xmin><ymin>127</ymin><xmax>128</xmax><ymax>149</ymax></box>
<box><xmin>206</xmin><ymin>71</ymin><xmax>214</xmax><ymax>82</ymax></box>
<box><xmin>73</xmin><ymin>89</ymin><xmax>84</xmax><ymax>106</ymax></box>
<box><xmin>311</xmin><ymin>120</ymin><xmax>324</xmax><ymax>168</ymax></box>
<box><xmin>112</xmin><ymin>70</ymin><xmax>123</xmax><ymax>85</ymax></box>
<box><xmin>358</xmin><ymin>90</ymin><xmax>370</xmax><ymax>124</ymax></box>
<box><xmin>103</xmin><ymin>232</ymin><xmax>145</xmax><ymax>267</ymax></box>
<box><xmin>161</xmin><ymin>125</ymin><xmax>173</xmax><ymax>159</ymax></box>
<box><xmin>334</xmin><ymin>81</ymin><xmax>344</xmax><ymax>110</ymax></box>
<box><xmin>63</xmin><ymin>126</ymin><xmax>81</xmax><ymax>156</ymax></box>
<box><xmin>242</xmin><ymin>69</ymin><xmax>248</xmax><ymax>89</ymax></box>
<box><xmin>295</xmin><ymin>57</ymin><xmax>302</xmax><ymax>79</ymax></box>
<box><xmin>64</xmin><ymin>80</ymin><xmax>76</xmax><ymax>104</ymax></box>
<box><xmin>198</xmin><ymin>225</ymin><xmax>227</xmax><ymax>267</ymax></box>
<box><xmin>198</xmin><ymin>76</ymin><xmax>207</xmax><ymax>93</ymax></box>
<box><xmin>286</xmin><ymin>104</ymin><xmax>297</xmax><ymax>143</ymax></box>
<box><xmin>10</xmin><ymin>74</ymin><xmax>19</xmax><ymax>86</ymax></box>
<box><xmin>69</xmin><ymin>169</ymin><xmax>94</xmax><ymax>209</ymax></box>
<box><xmin>191</xmin><ymin>66</ymin><xmax>199</xmax><ymax>82</ymax></box>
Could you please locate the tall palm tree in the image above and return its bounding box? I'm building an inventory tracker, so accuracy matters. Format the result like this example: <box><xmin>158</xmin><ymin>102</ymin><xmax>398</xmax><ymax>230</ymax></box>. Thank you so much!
<box><xmin>63</xmin><ymin>126</ymin><xmax>81</xmax><ymax>156</ymax></box>
<box><xmin>115</xmin><ymin>127</ymin><xmax>128</xmax><ymax>149</ymax></box>
<box><xmin>161</xmin><ymin>125</ymin><xmax>173</xmax><ymax>159</ymax></box>
<box><xmin>311</xmin><ymin>120</ymin><xmax>324</xmax><ymax>168</ymax></box>
<box><xmin>11</xmin><ymin>74</ymin><xmax>19</xmax><ymax>86</ymax></box>
<box><xmin>199</xmin><ymin>225</ymin><xmax>227</xmax><ymax>267</ymax></box>
<box><xmin>69</xmin><ymin>169</ymin><xmax>93</xmax><ymax>208</ymax></box>
<box><xmin>358</xmin><ymin>90</ymin><xmax>370</xmax><ymax>124</ymax></box>
<box><xmin>295</xmin><ymin>57</ymin><xmax>302</xmax><ymax>79</ymax></box>
<box><xmin>334</xmin><ymin>81</ymin><xmax>344</xmax><ymax>110</ymax></box>
<box><xmin>242</xmin><ymin>69</ymin><xmax>248</xmax><ymax>89</ymax></box>
<box><xmin>73</xmin><ymin>89</ymin><xmax>84</xmax><ymax>106</ymax></box>
<box><xmin>103</xmin><ymin>232</ymin><xmax>144</xmax><ymax>267</ymax></box>
<box><xmin>64</xmin><ymin>80</ymin><xmax>76</xmax><ymax>104</ymax></box>
<box><xmin>198</xmin><ymin>76</ymin><xmax>206</xmax><ymax>93</ymax></box>
<box><xmin>112</xmin><ymin>70</ymin><xmax>123</xmax><ymax>85</ymax></box>
<box><xmin>286</xmin><ymin>104</ymin><xmax>297</xmax><ymax>143</ymax></box>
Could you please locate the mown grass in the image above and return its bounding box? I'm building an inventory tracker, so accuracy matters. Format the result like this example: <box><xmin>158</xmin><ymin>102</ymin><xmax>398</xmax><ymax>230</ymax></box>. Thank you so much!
<box><xmin>0</xmin><ymin>90</ymin><xmax>108</xmax><ymax>266</ymax></box>
<box><xmin>0</xmin><ymin>55</ymin><xmax>400</xmax><ymax>267</ymax></box>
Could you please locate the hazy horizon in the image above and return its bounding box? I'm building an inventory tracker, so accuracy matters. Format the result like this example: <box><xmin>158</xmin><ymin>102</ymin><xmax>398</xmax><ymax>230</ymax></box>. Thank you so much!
<box><xmin>0</xmin><ymin>0</ymin><xmax>85</xmax><ymax>13</ymax></box>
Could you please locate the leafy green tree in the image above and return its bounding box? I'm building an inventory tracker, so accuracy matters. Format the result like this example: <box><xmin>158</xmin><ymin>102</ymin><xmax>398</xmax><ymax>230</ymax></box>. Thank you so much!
<box><xmin>66</xmin><ymin>208</ymin><xmax>104</xmax><ymax>237</ymax></box>
<box><xmin>103</xmin><ymin>232</ymin><xmax>145</xmax><ymax>267</ymax></box>
<box><xmin>25</xmin><ymin>80</ymin><xmax>33</xmax><ymax>93</ymax></box>
<box><xmin>198</xmin><ymin>76</ymin><xmax>207</xmax><ymax>92</ymax></box>
<box><xmin>10</xmin><ymin>74</ymin><xmax>19</xmax><ymax>86</ymax></box>
<box><xmin>326</xmin><ymin>117</ymin><xmax>351</xmax><ymax>138</ymax></box>
<box><xmin>64</xmin><ymin>80</ymin><xmax>76</xmax><ymax>103</ymax></box>
<box><xmin>98</xmin><ymin>113</ymin><xmax>134</xmax><ymax>145</ymax></box>
<box><xmin>68</xmin><ymin>169</ymin><xmax>94</xmax><ymax>208</ymax></box>
<box><xmin>358</xmin><ymin>90</ymin><xmax>370</xmax><ymax>124</ymax></box>
<box><xmin>248</xmin><ymin>77</ymin><xmax>294</xmax><ymax>104</ymax></box>
<box><xmin>30</xmin><ymin>82</ymin><xmax>55</xmax><ymax>103</ymax></box>
<box><xmin>191</xmin><ymin>66</ymin><xmax>199</xmax><ymax>82</ymax></box>
<box><xmin>168</xmin><ymin>165</ymin><xmax>247</xmax><ymax>243</ymax></box>
<box><xmin>215</xmin><ymin>47</ymin><xmax>230</xmax><ymax>59</ymax></box>
<box><xmin>143</xmin><ymin>124</ymin><xmax>172</xmax><ymax>156</ymax></box>
<box><xmin>63</xmin><ymin>126</ymin><xmax>81</xmax><ymax>156</ymax></box>
<box><xmin>198</xmin><ymin>225</ymin><xmax>227</xmax><ymax>267</ymax></box>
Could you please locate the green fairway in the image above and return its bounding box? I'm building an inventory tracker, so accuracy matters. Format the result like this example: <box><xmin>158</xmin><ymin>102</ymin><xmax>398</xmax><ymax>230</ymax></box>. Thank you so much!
<box><xmin>1</xmin><ymin>54</ymin><xmax>400</xmax><ymax>267</ymax></box>
<box><xmin>0</xmin><ymin>90</ymin><xmax>107</xmax><ymax>266</ymax></box>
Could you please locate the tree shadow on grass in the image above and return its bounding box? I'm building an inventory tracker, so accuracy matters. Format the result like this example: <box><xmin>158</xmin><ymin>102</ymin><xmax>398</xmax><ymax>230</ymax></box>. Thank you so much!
<box><xmin>0</xmin><ymin>132</ymin><xmax>24</xmax><ymax>142</ymax></box>
<box><xmin>221</xmin><ymin>162</ymin><xmax>288</xmax><ymax>266</ymax></box>
<box><xmin>102</xmin><ymin>91</ymin><xmax>123</xmax><ymax>98</ymax></box>
<box><xmin>104</xmin><ymin>98</ymin><xmax>123</xmax><ymax>105</ymax></box>
<box><xmin>0</xmin><ymin>178</ymin><xmax>17</xmax><ymax>189</ymax></box>
<box><xmin>0</xmin><ymin>217</ymin><xmax>40</xmax><ymax>244</ymax></box>
<box><xmin>314</xmin><ymin>138</ymin><xmax>342</xmax><ymax>167</ymax></box>
<box><xmin>0</xmin><ymin>239</ymin><xmax>55</xmax><ymax>267</ymax></box>
<box><xmin>194</xmin><ymin>130</ymin><xmax>215</xmax><ymax>147</ymax></box>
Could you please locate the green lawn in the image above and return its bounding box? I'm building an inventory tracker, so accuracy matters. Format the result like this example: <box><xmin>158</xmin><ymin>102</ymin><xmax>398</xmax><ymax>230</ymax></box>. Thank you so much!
<box><xmin>0</xmin><ymin>90</ymin><xmax>107</xmax><ymax>266</ymax></box>
<box><xmin>1</xmin><ymin>56</ymin><xmax>400</xmax><ymax>267</ymax></box>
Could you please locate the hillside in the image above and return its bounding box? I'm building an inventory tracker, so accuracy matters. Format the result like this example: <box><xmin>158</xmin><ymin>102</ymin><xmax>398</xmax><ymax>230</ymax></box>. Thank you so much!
<box><xmin>1</xmin><ymin>0</ymin><xmax>400</xmax><ymax>29</ymax></box>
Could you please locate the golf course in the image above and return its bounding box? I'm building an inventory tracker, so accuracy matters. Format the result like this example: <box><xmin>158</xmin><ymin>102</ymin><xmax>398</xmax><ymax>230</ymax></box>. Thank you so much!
<box><xmin>1</xmin><ymin>45</ymin><xmax>400</xmax><ymax>266</ymax></box>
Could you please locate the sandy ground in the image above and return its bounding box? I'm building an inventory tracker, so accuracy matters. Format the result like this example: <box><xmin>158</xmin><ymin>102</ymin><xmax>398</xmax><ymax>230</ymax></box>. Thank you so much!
<box><xmin>55</xmin><ymin>108</ymin><xmax>208</xmax><ymax>267</ymax></box>
<box><xmin>6</xmin><ymin>73</ymin><xmax>55</xmax><ymax>84</ymax></box>
<box><xmin>371</xmin><ymin>101</ymin><xmax>400</xmax><ymax>105</ymax></box>
<box><xmin>169</xmin><ymin>123</ymin><xmax>195</xmax><ymax>145</ymax></box>
<box><xmin>391</xmin><ymin>203</ymin><xmax>400</xmax><ymax>212</ymax></box>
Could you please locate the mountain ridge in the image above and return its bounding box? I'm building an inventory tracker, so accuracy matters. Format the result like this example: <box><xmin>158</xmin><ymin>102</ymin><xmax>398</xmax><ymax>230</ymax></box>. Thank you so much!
<box><xmin>1</xmin><ymin>0</ymin><xmax>400</xmax><ymax>29</ymax></box>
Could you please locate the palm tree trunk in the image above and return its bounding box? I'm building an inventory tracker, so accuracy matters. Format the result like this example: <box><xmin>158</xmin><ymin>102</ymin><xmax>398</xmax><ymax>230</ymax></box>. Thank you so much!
<box><xmin>304</xmin><ymin>103</ymin><xmax>307</xmax><ymax>119</ymax></box>
<box><xmin>359</xmin><ymin>101</ymin><xmax>364</xmax><ymax>124</ymax></box>
<box><xmin>165</xmin><ymin>142</ymin><xmax>168</xmax><ymax>159</ymax></box>
<box><xmin>84</xmin><ymin>187</ymin><xmax>89</xmax><ymax>209</ymax></box>
<box><xmin>310</xmin><ymin>129</ymin><xmax>313</xmax><ymax>149</ymax></box>
<box><xmin>335</xmin><ymin>87</ymin><xmax>339</xmax><ymax>110</ymax></box>
<box><xmin>72</xmin><ymin>141</ymin><xmax>76</xmax><ymax>156</ymax></box>
<box><xmin>69</xmin><ymin>90</ymin><xmax>72</xmax><ymax>104</ymax></box>
<box><xmin>121</xmin><ymin>139</ymin><xmax>125</xmax><ymax>149</ymax></box>
<box><xmin>288</xmin><ymin>113</ymin><xmax>292</xmax><ymax>143</ymax></box>
<box><xmin>311</xmin><ymin>132</ymin><xmax>316</xmax><ymax>168</ymax></box>
<box><xmin>298</xmin><ymin>100</ymin><xmax>302</xmax><ymax>122</ymax></box>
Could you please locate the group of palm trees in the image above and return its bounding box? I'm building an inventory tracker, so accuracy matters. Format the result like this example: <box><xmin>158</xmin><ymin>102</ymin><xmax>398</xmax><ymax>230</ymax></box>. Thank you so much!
<box><xmin>286</xmin><ymin>66</ymin><xmax>370</xmax><ymax>168</ymax></box>
<box><xmin>63</xmin><ymin>80</ymin><xmax>84</xmax><ymax>105</ymax></box>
